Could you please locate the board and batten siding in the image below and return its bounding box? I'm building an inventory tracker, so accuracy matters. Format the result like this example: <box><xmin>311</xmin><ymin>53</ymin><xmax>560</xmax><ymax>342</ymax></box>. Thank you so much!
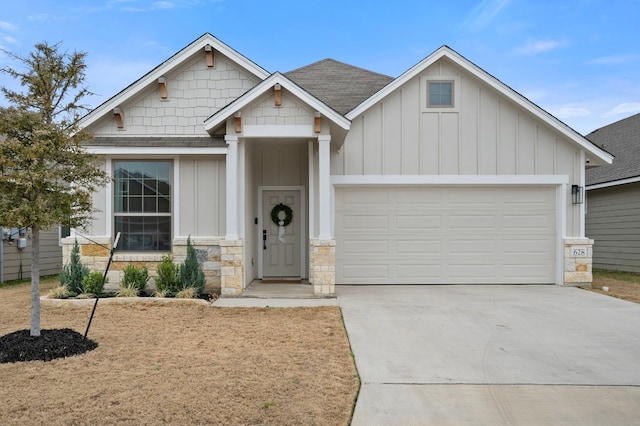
<box><xmin>586</xmin><ymin>183</ymin><xmax>640</xmax><ymax>273</ymax></box>
<box><xmin>332</xmin><ymin>58</ymin><xmax>579</xmax><ymax>178</ymax></box>
<box><xmin>1</xmin><ymin>229</ymin><xmax>62</xmax><ymax>282</ymax></box>
<box><xmin>179</xmin><ymin>156</ymin><xmax>226</xmax><ymax>237</ymax></box>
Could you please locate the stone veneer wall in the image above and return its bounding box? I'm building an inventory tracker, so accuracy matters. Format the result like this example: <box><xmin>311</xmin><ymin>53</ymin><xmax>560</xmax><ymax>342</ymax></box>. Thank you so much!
<box><xmin>61</xmin><ymin>236</ymin><xmax>222</xmax><ymax>292</ymax></box>
<box><xmin>220</xmin><ymin>239</ymin><xmax>244</xmax><ymax>296</ymax></box>
<box><xmin>309</xmin><ymin>239</ymin><xmax>335</xmax><ymax>295</ymax></box>
<box><xmin>563</xmin><ymin>238</ymin><xmax>593</xmax><ymax>287</ymax></box>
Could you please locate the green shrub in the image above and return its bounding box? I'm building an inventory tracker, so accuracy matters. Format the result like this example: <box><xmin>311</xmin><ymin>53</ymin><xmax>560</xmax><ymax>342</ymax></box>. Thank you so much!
<box><xmin>155</xmin><ymin>254</ymin><xmax>180</xmax><ymax>295</ymax></box>
<box><xmin>121</xmin><ymin>264</ymin><xmax>149</xmax><ymax>293</ymax></box>
<box><xmin>180</xmin><ymin>236</ymin><xmax>206</xmax><ymax>294</ymax></box>
<box><xmin>81</xmin><ymin>271</ymin><xmax>106</xmax><ymax>296</ymax></box>
<box><xmin>60</xmin><ymin>239</ymin><xmax>89</xmax><ymax>294</ymax></box>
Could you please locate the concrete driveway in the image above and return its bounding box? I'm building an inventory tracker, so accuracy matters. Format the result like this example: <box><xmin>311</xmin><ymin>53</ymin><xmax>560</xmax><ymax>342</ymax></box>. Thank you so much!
<box><xmin>337</xmin><ymin>285</ymin><xmax>640</xmax><ymax>425</ymax></box>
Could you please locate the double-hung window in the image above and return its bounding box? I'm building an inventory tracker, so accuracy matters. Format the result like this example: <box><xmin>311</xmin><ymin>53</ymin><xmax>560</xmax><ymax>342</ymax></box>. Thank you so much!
<box><xmin>114</xmin><ymin>161</ymin><xmax>172</xmax><ymax>251</ymax></box>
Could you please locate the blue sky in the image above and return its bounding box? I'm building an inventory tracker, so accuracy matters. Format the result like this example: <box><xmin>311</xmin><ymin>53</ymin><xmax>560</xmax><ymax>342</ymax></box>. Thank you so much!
<box><xmin>1</xmin><ymin>0</ymin><xmax>639</xmax><ymax>134</ymax></box>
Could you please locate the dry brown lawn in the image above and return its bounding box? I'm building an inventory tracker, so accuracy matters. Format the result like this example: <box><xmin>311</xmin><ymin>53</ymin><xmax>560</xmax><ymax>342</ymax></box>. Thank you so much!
<box><xmin>0</xmin><ymin>278</ymin><xmax>359</xmax><ymax>425</ymax></box>
<box><xmin>591</xmin><ymin>270</ymin><xmax>640</xmax><ymax>304</ymax></box>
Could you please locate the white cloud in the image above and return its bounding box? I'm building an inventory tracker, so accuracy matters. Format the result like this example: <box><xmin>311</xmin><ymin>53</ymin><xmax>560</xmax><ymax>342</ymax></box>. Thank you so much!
<box><xmin>2</xmin><ymin>36</ymin><xmax>18</xmax><ymax>44</ymax></box>
<box><xmin>153</xmin><ymin>1</ymin><xmax>175</xmax><ymax>8</ymax></box>
<box><xmin>0</xmin><ymin>21</ymin><xmax>18</xmax><ymax>31</ymax></box>
<box><xmin>604</xmin><ymin>102</ymin><xmax>640</xmax><ymax>117</ymax></box>
<box><xmin>459</xmin><ymin>0</ymin><xmax>511</xmax><ymax>31</ymax></box>
<box><xmin>586</xmin><ymin>54</ymin><xmax>639</xmax><ymax>65</ymax></box>
<box><xmin>516</xmin><ymin>39</ymin><xmax>563</xmax><ymax>55</ymax></box>
<box><xmin>549</xmin><ymin>105</ymin><xmax>590</xmax><ymax>119</ymax></box>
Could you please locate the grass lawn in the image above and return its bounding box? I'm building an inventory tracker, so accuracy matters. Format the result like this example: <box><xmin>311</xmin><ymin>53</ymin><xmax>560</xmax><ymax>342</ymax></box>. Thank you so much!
<box><xmin>591</xmin><ymin>270</ymin><xmax>640</xmax><ymax>304</ymax></box>
<box><xmin>0</xmin><ymin>277</ymin><xmax>359</xmax><ymax>425</ymax></box>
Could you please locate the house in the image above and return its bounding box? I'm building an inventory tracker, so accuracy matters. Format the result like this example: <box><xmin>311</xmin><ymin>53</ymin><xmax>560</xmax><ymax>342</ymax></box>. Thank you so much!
<box><xmin>1</xmin><ymin>227</ymin><xmax>64</xmax><ymax>283</ymax></box>
<box><xmin>66</xmin><ymin>33</ymin><xmax>612</xmax><ymax>295</ymax></box>
<box><xmin>585</xmin><ymin>113</ymin><xmax>640</xmax><ymax>273</ymax></box>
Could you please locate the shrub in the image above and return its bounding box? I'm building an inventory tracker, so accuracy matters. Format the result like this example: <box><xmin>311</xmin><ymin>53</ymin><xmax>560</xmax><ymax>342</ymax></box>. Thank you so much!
<box><xmin>180</xmin><ymin>236</ymin><xmax>206</xmax><ymax>294</ymax></box>
<box><xmin>120</xmin><ymin>264</ymin><xmax>149</xmax><ymax>293</ymax></box>
<box><xmin>116</xmin><ymin>286</ymin><xmax>138</xmax><ymax>297</ymax></box>
<box><xmin>60</xmin><ymin>239</ymin><xmax>89</xmax><ymax>294</ymax></box>
<box><xmin>48</xmin><ymin>285</ymin><xmax>70</xmax><ymax>299</ymax></box>
<box><xmin>81</xmin><ymin>271</ymin><xmax>106</xmax><ymax>296</ymax></box>
<box><xmin>175</xmin><ymin>287</ymin><xmax>196</xmax><ymax>299</ymax></box>
<box><xmin>156</xmin><ymin>254</ymin><xmax>180</xmax><ymax>295</ymax></box>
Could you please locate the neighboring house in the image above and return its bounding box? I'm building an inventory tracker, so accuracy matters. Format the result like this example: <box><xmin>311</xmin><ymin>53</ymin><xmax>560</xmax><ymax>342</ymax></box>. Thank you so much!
<box><xmin>0</xmin><ymin>227</ymin><xmax>64</xmax><ymax>283</ymax></box>
<box><xmin>67</xmin><ymin>33</ymin><xmax>612</xmax><ymax>295</ymax></box>
<box><xmin>585</xmin><ymin>113</ymin><xmax>640</xmax><ymax>273</ymax></box>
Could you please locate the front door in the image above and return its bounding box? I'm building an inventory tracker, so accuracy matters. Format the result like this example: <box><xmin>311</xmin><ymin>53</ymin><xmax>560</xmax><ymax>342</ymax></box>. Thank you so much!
<box><xmin>261</xmin><ymin>189</ymin><xmax>302</xmax><ymax>278</ymax></box>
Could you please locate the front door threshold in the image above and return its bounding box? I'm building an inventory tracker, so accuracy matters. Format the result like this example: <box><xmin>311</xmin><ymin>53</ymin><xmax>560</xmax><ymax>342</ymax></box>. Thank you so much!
<box><xmin>240</xmin><ymin>280</ymin><xmax>334</xmax><ymax>299</ymax></box>
<box><xmin>260</xmin><ymin>278</ymin><xmax>303</xmax><ymax>284</ymax></box>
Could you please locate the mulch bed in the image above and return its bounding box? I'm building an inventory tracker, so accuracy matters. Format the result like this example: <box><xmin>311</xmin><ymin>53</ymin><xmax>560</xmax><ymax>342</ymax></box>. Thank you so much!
<box><xmin>0</xmin><ymin>328</ymin><xmax>97</xmax><ymax>364</ymax></box>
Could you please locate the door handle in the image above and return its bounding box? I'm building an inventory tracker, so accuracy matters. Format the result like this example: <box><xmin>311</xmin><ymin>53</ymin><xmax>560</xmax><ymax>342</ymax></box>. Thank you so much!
<box><xmin>263</xmin><ymin>229</ymin><xmax>267</xmax><ymax>250</ymax></box>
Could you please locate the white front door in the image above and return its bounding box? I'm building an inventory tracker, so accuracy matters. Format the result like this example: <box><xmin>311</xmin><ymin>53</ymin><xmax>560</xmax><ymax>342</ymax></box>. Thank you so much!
<box><xmin>261</xmin><ymin>189</ymin><xmax>302</xmax><ymax>278</ymax></box>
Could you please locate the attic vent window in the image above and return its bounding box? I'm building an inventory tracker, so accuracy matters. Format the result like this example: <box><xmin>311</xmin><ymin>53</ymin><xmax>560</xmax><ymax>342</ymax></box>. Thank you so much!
<box><xmin>427</xmin><ymin>81</ymin><xmax>454</xmax><ymax>107</ymax></box>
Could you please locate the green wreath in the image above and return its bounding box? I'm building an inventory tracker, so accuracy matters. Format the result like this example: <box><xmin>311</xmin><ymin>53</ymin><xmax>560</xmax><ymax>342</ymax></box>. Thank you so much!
<box><xmin>271</xmin><ymin>203</ymin><xmax>293</xmax><ymax>227</ymax></box>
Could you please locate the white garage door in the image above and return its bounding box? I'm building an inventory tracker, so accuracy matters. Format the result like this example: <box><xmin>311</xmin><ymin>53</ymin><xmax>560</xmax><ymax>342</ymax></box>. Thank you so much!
<box><xmin>335</xmin><ymin>186</ymin><xmax>557</xmax><ymax>284</ymax></box>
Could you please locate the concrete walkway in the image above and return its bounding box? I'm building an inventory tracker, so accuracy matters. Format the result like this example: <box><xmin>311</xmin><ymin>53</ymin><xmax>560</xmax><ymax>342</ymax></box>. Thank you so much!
<box><xmin>338</xmin><ymin>285</ymin><xmax>640</xmax><ymax>425</ymax></box>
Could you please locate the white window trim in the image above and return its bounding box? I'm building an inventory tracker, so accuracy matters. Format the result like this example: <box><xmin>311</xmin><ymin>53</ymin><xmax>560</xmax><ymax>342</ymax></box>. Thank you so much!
<box><xmin>421</xmin><ymin>75</ymin><xmax>461</xmax><ymax>112</ymax></box>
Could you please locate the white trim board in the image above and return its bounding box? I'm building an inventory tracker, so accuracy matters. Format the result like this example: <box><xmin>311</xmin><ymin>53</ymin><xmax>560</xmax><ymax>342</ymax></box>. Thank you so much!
<box><xmin>87</xmin><ymin>147</ymin><xmax>227</xmax><ymax>155</ymax></box>
<box><xmin>587</xmin><ymin>176</ymin><xmax>640</xmax><ymax>190</ymax></box>
<box><xmin>331</xmin><ymin>175</ymin><xmax>570</xmax><ymax>186</ymax></box>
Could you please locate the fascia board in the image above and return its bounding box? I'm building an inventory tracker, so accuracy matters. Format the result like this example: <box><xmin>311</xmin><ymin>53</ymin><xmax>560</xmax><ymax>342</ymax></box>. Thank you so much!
<box><xmin>79</xmin><ymin>33</ymin><xmax>270</xmax><ymax>130</ymax></box>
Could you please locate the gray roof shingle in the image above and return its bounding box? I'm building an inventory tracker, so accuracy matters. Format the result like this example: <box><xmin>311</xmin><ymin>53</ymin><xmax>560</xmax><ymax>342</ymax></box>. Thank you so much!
<box><xmin>88</xmin><ymin>137</ymin><xmax>226</xmax><ymax>147</ymax></box>
<box><xmin>585</xmin><ymin>113</ymin><xmax>640</xmax><ymax>186</ymax></box>
<box><xmin>285</xmin><ymin>59</ymin><xmax>394</xmax><ymax>115</ymax></box>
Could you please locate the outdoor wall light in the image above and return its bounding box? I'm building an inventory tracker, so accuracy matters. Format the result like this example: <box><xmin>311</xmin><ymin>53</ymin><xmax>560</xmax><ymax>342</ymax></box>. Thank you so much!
<box><xmin>572</xmin><ymin>184</ymin><xmax>584</xmax><ymax>204</ymax></box>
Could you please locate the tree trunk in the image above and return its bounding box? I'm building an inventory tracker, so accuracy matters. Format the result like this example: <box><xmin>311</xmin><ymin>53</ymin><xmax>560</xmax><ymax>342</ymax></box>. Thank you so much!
<box><xmin>30</xmin><ymin>224</ymin><xmax>41</xmax><ymax>337</ymax></box>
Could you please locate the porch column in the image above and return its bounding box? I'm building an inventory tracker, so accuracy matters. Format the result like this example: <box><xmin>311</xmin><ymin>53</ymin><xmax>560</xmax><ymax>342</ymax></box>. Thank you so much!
<box><xmin>311</xmin><ymin>135</ymin><xmax>335</xmax><ymax>295</ymax></box>
<box><xmin>318</xmin><ymin>135</ymin><xmax>331</xmax><ymax>241</ymax></box>
<box><xmin>225</xmin><ymin>135</ymin><xmax>239</xmax><ymax>240</ymax></box>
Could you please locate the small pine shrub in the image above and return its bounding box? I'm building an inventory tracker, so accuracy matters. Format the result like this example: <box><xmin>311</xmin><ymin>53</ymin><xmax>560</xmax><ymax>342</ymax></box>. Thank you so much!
<box><xmin>60</xmin><ymin>239</ymin><xmax>89</xmax><ymax>294</ymax></box>
<box><xmin>121</xmin><ymin>264</ymin><xmax>149</xmax><ymax>293</ymax></box>
<box><xmin>180</xmin><ymin>236</ymin><xmax>206</xmax><ymax>294</ymax></box>
<box><xmin>81</xmin><ymin>272</ymin><xmax>106</xmax><ymax>296</ymax></box>
<box><xmin>156</xmin><ymin>254</ymin><xmax>180</xmax><ymax>295</ymax></box>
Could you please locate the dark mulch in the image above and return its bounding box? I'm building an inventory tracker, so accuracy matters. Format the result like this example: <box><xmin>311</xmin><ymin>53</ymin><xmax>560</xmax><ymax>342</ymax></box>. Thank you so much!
<box><xmin>0</xmin><ymin>328</ymin><xmax>98</xmax><ymax>364</ymax></box>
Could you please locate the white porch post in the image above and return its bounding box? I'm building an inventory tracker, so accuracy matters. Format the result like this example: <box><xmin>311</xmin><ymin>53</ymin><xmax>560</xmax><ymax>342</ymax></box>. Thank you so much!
<box><xmin>318</xmin><ymin>135</ymin><xmax>331</xmax><ymax>241</ymax></box>
<box><xmin>225</xmin><ymin>134</ymin><xmax>239</xmax><ymax>240</ymax></box>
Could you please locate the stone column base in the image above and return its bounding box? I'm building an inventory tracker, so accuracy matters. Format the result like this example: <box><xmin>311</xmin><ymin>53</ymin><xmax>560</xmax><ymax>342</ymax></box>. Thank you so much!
<box><xmin>563</xmin><ymin>238</ymin><xmax>594</xmax><ymax>287</ymax></box>
<box><xmin>220</xmin><ymin>239</ymin><xmax>244</xmax><ymax>296</ymax></box>
<box><xmin>309</xmin><ymin>239</ymin><xmax>335</xmax><ymax>295</ymax></box>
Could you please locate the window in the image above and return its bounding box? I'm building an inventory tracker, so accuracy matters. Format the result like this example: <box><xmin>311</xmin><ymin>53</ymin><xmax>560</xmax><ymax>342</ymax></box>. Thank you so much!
<box><xmin>427</xmin><ymin>81</ymin><xmax>454</xmax><ymax>107</ymax></box>
<box><xmin>114</xmin><ymin>161</ymin><xmax>172</xmax><ymax>251</ymax></box>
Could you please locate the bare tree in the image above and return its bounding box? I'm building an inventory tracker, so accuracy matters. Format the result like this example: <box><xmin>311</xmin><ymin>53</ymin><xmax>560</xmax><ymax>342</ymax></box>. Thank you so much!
<box><xmin>0</xmin><ymin>42</ymin><xmax>108</xmax><ymax>336</ymax></box>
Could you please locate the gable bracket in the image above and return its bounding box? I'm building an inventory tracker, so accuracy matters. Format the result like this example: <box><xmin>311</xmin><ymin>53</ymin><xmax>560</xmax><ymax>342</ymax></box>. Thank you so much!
<box><xmin>274</xmin><ymin>83</ymin><xmax>282</xmax><ymax>106</ymax></box>
<box><xmin>158</xmin><ymin>77</ymin><xmax>168</xmax><ymax>99</ymax></box>
<box><xmin>113</xmin><ymin>108</ymin><xmax>124</xmax><ymax>129</ymax></box>
<box><xmin>204</xmin><ymin>44</ymin><xmax>214</xmax><ymax>67</ymax></box>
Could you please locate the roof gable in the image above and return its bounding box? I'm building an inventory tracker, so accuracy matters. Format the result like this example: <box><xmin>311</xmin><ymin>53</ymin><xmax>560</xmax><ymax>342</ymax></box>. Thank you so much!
<box><xmin>346</xmin><ymin>45</ymin><xmax>612</xmax><ymax>166</ymax></box>
<box><xmin>203</xmin><ymin>72</ymin><xmax>350</xmax><ymax>134</ymax></box>
<box><xmin>285</xmin><ymin>59</ymin><xmax>393</xmax><ymax>115</ymax></box>
<box><xmin>79</xmin><ymin>33</ymin><xmax>270</xmax><ymax>130</ymax></box>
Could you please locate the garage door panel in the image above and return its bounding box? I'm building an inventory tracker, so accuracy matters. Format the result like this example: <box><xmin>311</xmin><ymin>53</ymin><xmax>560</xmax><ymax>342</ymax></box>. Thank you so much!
<box><xmin>336</xmin><ymin>186</ymin><xmax>557</xmax><ymax>285</ymax></box>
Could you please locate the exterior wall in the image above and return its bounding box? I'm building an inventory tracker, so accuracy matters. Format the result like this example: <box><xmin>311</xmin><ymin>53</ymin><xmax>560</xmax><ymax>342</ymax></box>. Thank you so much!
<box><xmin>90</xmin><ymin>53</ymin><xmax>260</xmax><ymax>136</ymax></box>
<box><xmin>586</xmin><ymin>183</ymin><xmax>640</xmax><ymax>273</ymax></box>
<box><xmin>1</xmin><ymin>228</ymin><xmax>63</xmax><ymax>282</ymax></box>
<box><xmin>179</xmin><ymin>155</ymin><xmax>226</xmax><ymax>237</ymax></box>
<box><xmin>334</xmin><ymin>58</ymin><xmax>578</xmax><ymax>178</ymax></box>
<box><xmin>62</xmin><ymin>236</ymin><xmax>222</xmax><ymax>292</ymax></box>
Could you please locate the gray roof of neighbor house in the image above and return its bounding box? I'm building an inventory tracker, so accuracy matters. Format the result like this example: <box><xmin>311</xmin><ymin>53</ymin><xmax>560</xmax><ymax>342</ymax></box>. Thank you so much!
<box><xmin>586</xmin><ymin>112</ymin><xmax>640</xmax><ymax>186</ymax></box>
<box><xmin>285</xmin><ymin>59</ymin><xmax>394</xmax><ymax>115</ymax></box>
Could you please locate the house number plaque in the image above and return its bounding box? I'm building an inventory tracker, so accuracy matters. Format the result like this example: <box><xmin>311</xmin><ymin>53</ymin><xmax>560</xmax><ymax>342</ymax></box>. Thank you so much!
<box><xmin>571</xmin><ymin>247</ymin><xmax>587</xmax><ymax>257</ymax></box>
